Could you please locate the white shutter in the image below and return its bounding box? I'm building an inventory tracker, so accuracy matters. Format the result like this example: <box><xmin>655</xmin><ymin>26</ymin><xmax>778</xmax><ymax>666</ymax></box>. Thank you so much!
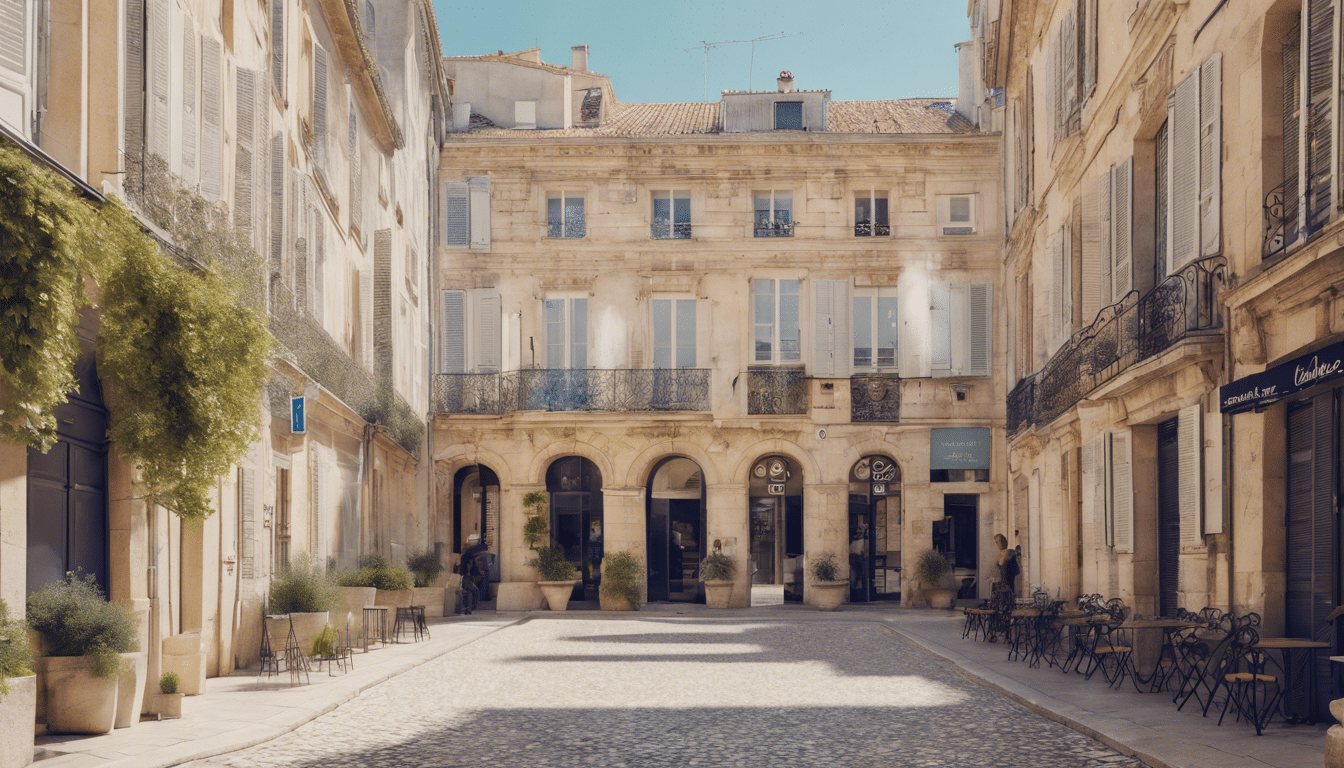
<box><xmin>813</xmin><ymin>279</ymin><xmax>835</xmax><ymax>378</ymax></box>
<box><xmin>271</xmin><ymin>0</ymin><xmax>284</xmax><ymax>100</ymax></box>
<box><xmin>1082</xmin><ymin>435</ymin><xmax>1107</xmax><ymax>551</ymax></box>
<box><xmin>442</xmin><ymin>290</ymin><xmax>465</xmax><ymax>373</ymax></box>
<box><xmin>1110</xmin><ymin>429</ymin><xmax>1134</xmax><ymax>554</ymax></box>
<box><xmin>361</xmin><ymin>270</ymin><xmax>374</xmax><ymax>368</ymax></box>
<box><xmin>950</xmin><ymin>282</ymin><xmax>970</xmax><ymax>375</ymax></box>
<box><xmin>256</xmin><ymin>71</ymin><xmax>270</xmax><ymax>241</ymax></box>
<box><xmin>239</xmin><ymin>466</ymin><xmax>256</xmax><ymax>579</ymax></box>
<box><xmin>1199</xmin><ymin>53</ymin><xmax>1222</xmax><ymax>256</ymax></box>
<box><xmin>1061</xmin><ymin>7</ymin><xmax>1078</xmax><ymax>130</ymax></box>
<box><xmin>832</xmin><ymin>280</ymin><xmax>850</xmax><ymax>378</ymax></box>
<box><xmin>313</xmin><ymin>45</ymin><xmax>328</xmax><ymax>171</ymax></box>
<box><xmin>1045</xmin><ymin>31</ymin><xmax>1059</xmax><ymax>153</ymax></box>
<box><xmin>1178</xmin><ymin>404</ymin><xmax>1203</xmax><ymax>546</ymax></box>
<box><xmin>1169</xmin><ymin>69</ymin><xmax>1201</xmax><ymax>273</ymax></box>
<box><xmin>147</xmin><ymin>0</ymin><xmax>170</xmax><ymax>160</ymax></box>
<box><xmin>349</xmin><ymin>105</ymin><xmax>362</xmax><ymax>234</ymax></box>
<box><xmin>1081</xmin><ymin>176</ymin><xmax>1103</xmax><ymax>323</ymax></box>
<box><xmin>0</xmin><ymin>0</ymin><xmax>28</xmax><ymax>79</ymax></box>
<box><xmin>968</xmin><ymin>282</ymin><xmax>992</xmax><ymax>377</ymax></box>
<box><xmin>1083</xmin><ymin>0</ymin><xmax>1098</xmax><ymax>98</ymax></box>
<box><xmin>444</xmin><ymin>181</ymin><xmax>469</xmax><ymax>245</ymax></box>
<box><xmin>235</xmin><ymin>68</ymin><xmax>256</xmax><ymax>234</ymax></box>
<box><xmin>123</xmin><ymin>0</ymin><xmax>145</xmax><ymax>157</ymax></box>
<box><xmin>269</xmin><ymin>133</ymin><xmax>285</xmax><ymax>273</ymax></box>
<box><xmin>1112</xmin><ymin>157</ymin><xmax>1133</xmax><ymax>298</ymax></box>
<box><xmin>1099</xmin><ymin>168</ymin><xmax>1113</xmax><ymax>307</ymax></box>
<box><xmin>1062</xmin><ymin>222</ymin><xmax>1074</xmax><ymax>334</ymax></box>
<box><xmin>1203</xmin><ymin>409</ymin><xmax>1224</xmax><ymax>535</ymax></box>
<box><xmin>469</xmin><ymin>176</ymin><xmax>491</xmax><ymax>250</ymax></box>
<box><xmin>200</xmin><ymin>36</ymin><xmax>222</xmax><ymax>201</ymax></box>
<box><xmin>930</xmin><ymin>280</ymin><xmax>951</xmax><ymax>371</ymax></box>
<box><xmin>475</xmin><ymin>290</ymin><xmax>502</xmax><ymax>373</ymax></box>
<box><xmin>1049</xmin><ymin>233</ymin><xmax>1064</xmax><ymax>351</ymax></box>
<box><xmin>180</xmin><ymin>19</ymin><xmax>197</xmax><ymax>179</ymax></box>
<box><xmin>312</xmin><ymin>205</ymin><xmax>325</xmax><ymax>326</ymax></box>
<box><xmin>312</xmin><ymin>449</ymin><xmax>324</xmax><ymax>559</ymax></box>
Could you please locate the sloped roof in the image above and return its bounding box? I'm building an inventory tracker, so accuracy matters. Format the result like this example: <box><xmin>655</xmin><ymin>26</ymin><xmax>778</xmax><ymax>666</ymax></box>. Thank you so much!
<box><xmin>827</xmin><ymin>99</ymin><xmax>976</xmax><ymax>134</ymax></box>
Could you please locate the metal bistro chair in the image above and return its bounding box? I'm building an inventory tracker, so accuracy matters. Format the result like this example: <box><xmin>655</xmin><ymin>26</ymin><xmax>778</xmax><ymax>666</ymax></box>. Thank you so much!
<box><xmin>1218</xmin><ymin>625</ymin><xmax>1282</xmax><ymax>736</ymax></box>
<box><xmin>1175</xmin><ymin>614</ymin><xmax>1241</xmax><ymax>716</ymax></box>
<box><xmin>1085</xmin><ymin>603</ymin><xmax>1138</xmax><ymax>690</ymax></box>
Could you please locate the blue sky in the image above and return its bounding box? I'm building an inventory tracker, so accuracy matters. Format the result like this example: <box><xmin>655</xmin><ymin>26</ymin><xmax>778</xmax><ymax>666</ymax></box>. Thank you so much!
<box><xmin>430</xmin><ymin>1</ymin><xmax>969</xmax><ymax>104</ymax></box>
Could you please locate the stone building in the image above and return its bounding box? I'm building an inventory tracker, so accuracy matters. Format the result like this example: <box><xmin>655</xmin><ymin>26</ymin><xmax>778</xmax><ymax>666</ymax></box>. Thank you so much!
<box><xmin>432</xmin><ymin>51</ymin><xmax>1005</xmax><ymax>609</ymax></box>
<box><xmin>0</xmin><ymin>0</ymin><xmax>445</xmax><ymax>721</ymax></box>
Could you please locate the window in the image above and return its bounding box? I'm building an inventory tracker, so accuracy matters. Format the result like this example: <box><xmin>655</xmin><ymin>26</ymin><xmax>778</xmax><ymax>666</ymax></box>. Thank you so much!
<box><xmin>651</xmin><ymin>190</ymin><xmax>691</xmax><ymax>239</ymax></box>
<box><xmin>754</xmin><ymin>191</ymin><xmax>793</xmax><ymax>237</ymax></box>
<box><xmin>1080</xmin><ymin>159</ymin><xmax>1132</xmax><ymax>325</ymax></box>
<box><xmin>1045</xmin><ymin>0</ymin><xmax>1098</xmax><ymax>152</ymax></box>
<box><xmin>1168</xmin><ymin>53</ymin><xmax>1220</xmax><ymax>269</ymax></box>
<box><xmin>547</xmin><ymin>193</ymin><xmax>585</xmax><ymax>238</ymax></box>
<box><xmin>853</xmin><ymin>288</ymin><xmax>899</xmax><ymax>371</ymax></box>
<box><xmin>545</xmin><ymin>297</ymin><xmax>587</xmax><ymax>369</ymax></box>
<box><xmin>938</xmin><ymin>195</ymin><xmax>977</xmax><ymax>235</ymax></box>
<box><xmin>441</xmin><ymin>288</ymin><xmax>500</xmax><ymax>373</ymax></box>
<box><xmin>754</xmin><ymin>279</ymin><xmax>800</xmax><ymax>363</ymax></box>
<box><xmin>774</xmin><ymin>101</ymin><xmax>802</xmax><ymax>130</ymax></box>
<box><xmin>443</xmin><ymin>177</ymin><xmax>490</xmax><ymax>249</ymax></box>
<box><xmin>854</xmin><ymin>191</ymin><xmax>889</xmax><ymax>236</ymax></box>
<box><xmin>930</xmin><ymin>281</ymin><xmax>992</xmax><ymax>377</ymax></box>
<box><xmin>652</xmin><ymin>299</ymin><xmax>696</xmax><ymax>368</ymax></box>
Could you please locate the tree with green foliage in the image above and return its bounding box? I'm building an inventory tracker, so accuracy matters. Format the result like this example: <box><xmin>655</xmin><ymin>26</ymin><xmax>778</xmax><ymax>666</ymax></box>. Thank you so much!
<box><xmin>0</xmin><ymin>597</ymin><xmax>34</xmax><ymax>696</ymax></box>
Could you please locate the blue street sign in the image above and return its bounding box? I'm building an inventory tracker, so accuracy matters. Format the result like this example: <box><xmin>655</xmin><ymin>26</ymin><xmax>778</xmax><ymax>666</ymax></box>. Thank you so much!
<box><xmin>291</xmin><ymin>396</ymin><xmax>305</xmax><ymax>434</ymax></box>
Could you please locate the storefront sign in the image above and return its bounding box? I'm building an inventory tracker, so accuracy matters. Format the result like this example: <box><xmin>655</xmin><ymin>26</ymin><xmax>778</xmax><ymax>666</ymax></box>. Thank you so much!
<box><xmin>930</xmin><ymin>428</ymin><xmax>991</xmax><ymax>470</ymax></box>
<box><xmin>1220</xmin><ymin>341</ymin><xmax>1344</xmax><ymax>414</ymax></box>
<box><xmin>291</xmin><ymin>396</ymin><xmax>306</xmax><ymax>434</ymax></box>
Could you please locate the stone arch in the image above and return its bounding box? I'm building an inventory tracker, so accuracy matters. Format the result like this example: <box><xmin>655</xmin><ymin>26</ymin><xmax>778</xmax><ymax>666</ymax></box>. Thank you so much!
<box><xmin>836</xmin><ymin>438</ymin><xmax>909</xmax><ymax>482</ymax></box>
<box><xmin>622</xmin><ymin>441</ymin><xmax>722</xmax><ymax>488</ymax></box>
<box><xmin>433</xmin><ymin>445</ymin><xmax>515</xmax><ymax>489</ymax></box>
<box><xmin>729</xmin><ymin>438</ymin><xmax>821</xmax><ymax>486</ymax></box>
<box><xmin>525</xmin><ymin>439</ymin><xmax>616</xmax><ymax>488</ymax></box>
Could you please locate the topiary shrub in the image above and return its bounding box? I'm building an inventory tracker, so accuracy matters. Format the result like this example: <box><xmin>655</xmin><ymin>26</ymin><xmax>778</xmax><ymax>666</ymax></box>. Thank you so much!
<box><xmin>699</xmin><ymin>550</ymin><xmax>736</xmax><ymax>582</ymax></box>
<box><xmin>339</xmin><ymin>554</ymin><xmax>414</xmax><ymax>591</ymax></box>
<box><xmin>521</xmin><ymin>491</ymin><xmax>549</xmax><ymax>550</ymax></box>
<box><xmin>267</xmin><ymin>553</ymin><xmax>340</xmax><ymax>614</ymax></box>
<box><xmin>600</xmin><ymin>550</ymin><xmax>643</xmax><ymax>609</ymax></box>
<box><xmin>26</xmin><ymin>573</ymin><xmax>136</xmax><ymax>679</ymax></box>
<box><xmin>158</xmin><ymin>671</ymin><xmax>179</xmax><ymax>695</ymax></box>
<box><xmin>528</xmin><ymin>546</ymin><xmax>578</xmax><ymax>582</ymax></box>
<box><xmin>310</xmin><ymin>625</ymin><xmax>337</xmax><ymax>658</ymax></box>
<box><xmin>914</xmin><ymin>548</ymin><xmax>953</xmax><ymax>589</ymax></box>
<box><xmin>809</xmin><ymin>553</ymin><xmax>842</xmax><ymax>583</ymax></box>
<box><xmin>406</xmin><ymin>550</ymin><xmax>444</xmax><ymax>588</ymax></box>
<box><xmin>0</xmin><ymin>597</ymin><xmax>34</xmax><ymax>697</ymax></box>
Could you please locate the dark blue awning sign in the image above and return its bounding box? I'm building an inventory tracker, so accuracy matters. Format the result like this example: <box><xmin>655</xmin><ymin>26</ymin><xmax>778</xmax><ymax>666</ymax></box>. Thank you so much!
<box><xmin>1220</xmin><ymin>341</ymin><xmax>1344</xmax><ymax>414</ymax></box>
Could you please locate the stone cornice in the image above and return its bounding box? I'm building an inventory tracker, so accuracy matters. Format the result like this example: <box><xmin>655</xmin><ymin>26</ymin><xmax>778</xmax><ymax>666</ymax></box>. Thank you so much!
<box><xmin>441</xmin><ymin>132</ymin><xmax>1002</xmax><ymax>149</ymax></box>
<box><xmin>318</xmin><ymin>0</ymin><xmax>404</xmax><ymax>152</ymax></box>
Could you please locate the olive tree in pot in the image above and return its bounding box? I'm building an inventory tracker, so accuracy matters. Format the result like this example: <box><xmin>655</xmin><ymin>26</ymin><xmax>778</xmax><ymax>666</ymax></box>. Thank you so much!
<box><xmin>699</xmin><ymin>548</ymin><xmax>737</xmax><ymax>609</ymax></box>
<box><xmin>407</xmin><ymin>550</ymin><xmax>447</xmax><ymax>617</ymax></box>
<box><xmin>599</xmin><ymin>550</ymin><xmax>643</xmax><ymax>611</ymax></box>
<box><xmin>0</xmin><ymin>597</ymin><xmax>36</xmax><ymax>767</ymax></box>
<box><xmin>808</xmin><ymin>553</ymin><xmax>847</xmax><ymax>611</ymax></box>
<box><xmin>26</xmin><ymin>574</ymin><xmax>138</xmax><ymax>735</ymax></box>
<box><xmin>913</xmin><ymin>549</ymin><xmax>956</xmax><ymax>609</ymax></box>
<box><xmin>529</xmin><ymin>546</ymin><xmax>579</xmax><ymax>611</ymax></box>
<box><xmin>267</xmin><ymin>553</ymin><xmax>340</xmax><ymax>655</ymax></box>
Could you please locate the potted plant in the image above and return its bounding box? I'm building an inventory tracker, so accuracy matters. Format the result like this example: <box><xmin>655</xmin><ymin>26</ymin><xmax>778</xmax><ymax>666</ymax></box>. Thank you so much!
<box><xmin>407</xmin><ymin>550</ymin><xmax>447</xmax><ymax>617</ymax></box>
<box><xmin>342</xmin><ymin>554</ymin><xmax>415</xmax><ymax>610</ymax></box>
<box><xmin>699</xmin><ymin>547</ymin><xmax>737</xmax><ymax>609</ymax></box>
<box><xmin>26</xmin><ymin>573</ymin><xmax>137</xmax><ymax>734</ymax></box>
<box><xmin>268</xmin><ymin>553</ymin><xmax>339</xmax><ymax>654</ymax></box>
<box><xmin>521</xmin><ymin>491</ymin><xmax>549</xmax><ymax>549</ymax></box>
<box><xmin>529</xmin><ymin>546</ymin><xmax>579</xmax><ymax>611</ymax></box>
<box><xmin>0</xmin><ymin>597</ymin><xmax>35</xmax><ymax>767</ymax></box>
<box><xmin>600</xmin><ymin>550</ymin><xmax>643</xmax><ymax>611</ymax></box>
<box><xmin>808</xmin><ymin>553</ymin><xmax>847</xmax><ymax>611</ymax></box>
<box><xmin>156</xmin><ymin>672</ymin><xmax>183</xmax><ymax>719</ymax></box>
<box><xmin>914</xmin><ymin>549</ymin><xmax>956</xmax><ymax>609</ymax></box>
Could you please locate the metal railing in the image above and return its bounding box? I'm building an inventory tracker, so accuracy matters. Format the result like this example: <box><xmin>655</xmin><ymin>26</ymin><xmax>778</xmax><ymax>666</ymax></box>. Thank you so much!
<box><xmin>850</xmin><ymin>375</ymin><xmax>901</xmax><ymax>422</ymax></box>
<box><xmin>651</xmin><ymin>221</ymin><xmax>693</xmax><ymax>240</ymax></box>
<box><xmin>754</xmin><ymin>219</ymin><xmax>795</xmax><ymax>237</ymax></box>
<box><xmin>432</xmin><ymin>369</ymin><xmax>712</xmax><ymax>415</ymax></box>
<box><xmin>1263</xmin><ymin>180</ymin><xmax>1292</xmax><ymax>259</ymax></box>
<box><xmin>1008</xmin><ymin>255</ymin><xmax>1226</xmax><ymax>437</ymax></box>
<box><xmin>746</xmin><ymin>367</ymin><xmax>809</xmax><ymax>415</ymax></box>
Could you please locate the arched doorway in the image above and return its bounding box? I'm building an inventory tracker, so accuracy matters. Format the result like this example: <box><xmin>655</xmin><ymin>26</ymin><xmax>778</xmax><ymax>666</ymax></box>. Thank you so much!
<box><xmin>453</xmin><ymin>465</ymin><xmax>500</xmax><ymax>584</ymax></box>
<box><xmin>747</xmin><ymin>455</ymin><xmax>803</xmax><ymax>602</ymax></box>
<box><xmin>546</xmin><ymin>457</ymin><xmax>603</xmax><ymax>601</ymax></box>
<box><xmin>646</xmin><ymin>457</ymin><xmax>706</xmax><ymax>603</ymax></box>
<box><xmin>848</xmin><ymin>455</ymin><xmax>902</xmax><ymax>602</ymax></box>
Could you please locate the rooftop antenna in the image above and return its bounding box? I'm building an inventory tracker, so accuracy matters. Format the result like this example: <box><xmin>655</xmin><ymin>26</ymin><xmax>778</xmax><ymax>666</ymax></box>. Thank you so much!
<box><xmin>747</xmin><ymin>32</ymin><xmax>802</xmax><ymax>92</ymax></box>
<box><xmin>684</xmin><ymin>38</ymin><xmax>749</xmax><ymax>102</ymax></box>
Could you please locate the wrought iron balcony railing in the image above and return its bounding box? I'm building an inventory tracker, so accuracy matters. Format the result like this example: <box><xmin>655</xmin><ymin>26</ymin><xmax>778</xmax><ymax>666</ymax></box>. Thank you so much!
<box><xmin>850</xmin><ymin>375</ymin><xmax>900</xmax><ymax>422</ymax></box>
<box><xmin>1009</xmin><ymin>255</ymin><xmax>1226</xmax><ymax>438</ymax></box>
<box><xmin>651</xmin><ymin>220</ymin><xmax>693</xmax><ymax>240</ymax></box>
<box><xmin>433</xmin><ymin>369</ymin><xmax>712</xmax><ymax>415</ymax></box>
<box><xmin>1263</xmin><ymin>180</ymin><xmax>1293</xmax><ymax>259</ymax></box>
<box><xmin>754</xmin><ymin>218</ymin><xmax>795</xmax><ymax>237</ymax></box>
<box><xmin>746</xmin><ymin>367</ymin><xmax>809</xmax><ymax>415</ymax></box>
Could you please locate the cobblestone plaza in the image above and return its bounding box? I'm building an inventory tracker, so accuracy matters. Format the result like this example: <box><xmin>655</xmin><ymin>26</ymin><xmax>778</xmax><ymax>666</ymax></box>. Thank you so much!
<box><xmin>185</xmin><ymin>617</ymin><xmax>1143</xmax><ymax>768</ymax></box>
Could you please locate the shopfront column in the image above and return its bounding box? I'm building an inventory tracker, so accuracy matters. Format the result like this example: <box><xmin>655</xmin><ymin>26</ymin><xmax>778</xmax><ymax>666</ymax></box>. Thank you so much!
<box><xmin>705</xmin><ymin>484</ymin><xmax>748</xmax><ymax>608</ymax></box>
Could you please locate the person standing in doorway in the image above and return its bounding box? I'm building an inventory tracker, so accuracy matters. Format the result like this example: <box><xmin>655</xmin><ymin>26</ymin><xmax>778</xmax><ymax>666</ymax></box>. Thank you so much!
<box><xmin>993</xmin><ymin>534</ymin><xmax>1019</xmax><ymax>597</ymax></box>
<box><xmin>459</xmin><ymin>533</ymin><xmax>489</xmax><ymax>614</ymax></box>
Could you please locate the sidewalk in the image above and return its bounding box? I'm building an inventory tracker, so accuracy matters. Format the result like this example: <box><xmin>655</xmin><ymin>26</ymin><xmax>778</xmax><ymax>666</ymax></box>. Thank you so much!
<box><xmin>32</xmin><ymin>616</ymin><xmax>520</xmax><ymax>768</ymax></box>
<box><xmin>888</xmin><ymin>613</ymin><xmax>1328</xmax><ymax>768</ymax></box>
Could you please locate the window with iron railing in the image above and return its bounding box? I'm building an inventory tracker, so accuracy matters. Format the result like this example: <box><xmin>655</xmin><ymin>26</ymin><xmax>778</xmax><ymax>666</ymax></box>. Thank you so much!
<box><xmin>547</xmin><ymin>192</ymin><xmax>585</xmax><ymax>238</ymax></box>
<box><xmin>854</xmin><ymin>191</ymin><xmax>889</xmax><ymax>236</ymax></box>
<box><xmin>754</xmin><ymin>190</ymin><xmax>793</xmax><ymax>237</ymax></box>
<box><xmin>651</xmin><ymin>190</ymin><xmax>691</xmax><ymax>239</ymax></box>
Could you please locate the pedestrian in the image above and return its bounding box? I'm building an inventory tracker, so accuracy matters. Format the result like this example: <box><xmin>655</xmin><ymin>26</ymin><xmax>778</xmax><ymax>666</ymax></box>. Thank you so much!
<box><xmin>457</xmin><ymin>533</ymin><xmax>489</xmax><ymax>614</ymax></box>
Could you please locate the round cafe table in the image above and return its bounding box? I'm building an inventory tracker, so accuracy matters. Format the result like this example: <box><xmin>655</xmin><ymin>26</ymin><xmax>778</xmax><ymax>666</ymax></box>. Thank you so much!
<box><xmin>1255</xmin><ymin>637</ymin><xmax>1331</xmax><ymax>722</ymax></box>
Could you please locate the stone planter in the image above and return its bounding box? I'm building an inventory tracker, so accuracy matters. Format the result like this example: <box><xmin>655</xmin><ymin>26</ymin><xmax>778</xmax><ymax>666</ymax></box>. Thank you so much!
<box><xmin>289</xmin><ymin>612</ymin><xmax>329</xmax><ymax>655</ymax></box>
<box><xmin>43</xmin><ymin>656</ymin><xmax>119</xmax><ymax>735</ymax></box>
<box><xmin>160</xmin><ymin>633</ymin><xmax>205</xmax><ymax>695</ymax></box>
<box><xmin>704</xmin><ymin>580</ymin><xmax>735</xmax><ymax>609</ymax></box>
<box><xmin>115</xmin><ymin>651</ymin><xmax>147</xmax><ymax>729</ymax></box>
<box><xmin>155</xmin><ymin>692</ymin><xmax>183</xmax><ymax>719</ymax></box>
<box><xmin>375</xmin><ymin>589</ymin><xmax>413</xmax><ymax>610</ymax></box>
<box><xmin>598</xmin><ymin>591</ymin><xmax>637</xmax><ymax>611</ymax></box>
<box><xmin>927</xmin><ymin>589</ymin><xmax>957</xmax><ymax>610</ymax></box>
<box><xmin>337</xmin><ymin>586</ymin><xmax>376</xmax><ymax>630</ymax></box>
<box><xmin>0</xmin><ymin>674</ymin><xmax>36</xmax><ymax>768</ymax></box>
<box><xmin>809</xmin><ymin>581</ymin><xmax>847</xmax><ymax>611</ymax></box>
<box><xmin>412</xmin><ymin>587</ymin><xmax>446</xmax><ymax>618</ymax></box>
<box><xmin>538</xmin><ymin>581</ymin><xmax>578</xmax><ymax>611</ymax></box>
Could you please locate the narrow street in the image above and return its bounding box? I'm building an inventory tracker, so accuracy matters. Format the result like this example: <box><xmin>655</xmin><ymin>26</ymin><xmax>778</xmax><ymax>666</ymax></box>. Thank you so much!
<box><xmin>185</xmin><ymin>617</ymin><xmax>1143</xmax><ymax>768</ymax></box>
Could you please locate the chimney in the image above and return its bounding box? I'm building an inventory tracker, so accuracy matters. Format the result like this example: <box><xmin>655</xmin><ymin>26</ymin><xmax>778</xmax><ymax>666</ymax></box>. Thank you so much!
<box><xmin>572</xmin><ymin>45</ymin><xmax>589</xmax><ymax>72</ymax></box>
<box><xmin>777</xmin><ymin>71</ymin><xmax>794</xmax><ymax>93</ymax></box>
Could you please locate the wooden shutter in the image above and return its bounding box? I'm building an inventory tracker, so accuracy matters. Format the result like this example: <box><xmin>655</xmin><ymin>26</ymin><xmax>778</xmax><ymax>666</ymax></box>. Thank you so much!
<box><xmin>1082</xmin><ymin>435</ymin><xmax>1107</xmax><ymax>551</ymax></box>
<box><xmin>1061</xmin><ymin>7</ymin><xmax>1078</xmax><ymax>133</ymax></box>
<box><xmin>271</xmin><ymin>0</ymin><xmax>284</xmax><ymax>99</ymax></box>
<box><xmin>313</xmin><ymin>206</ymin><xmax>325</xmax><ymax>325</ymax></box>
<box><xmin>349</xmin><ymin>105</ymin><xmax>362</xmax><ymax>234</ymax></box>
<box><xmin>475</xmin><ymin>289</ymin><xmax>502</xmax><ymax>372</ymax></box>
<box><xmin>1306</xmin><ymin>2</ymin><xmax>1332</xmax><ymax>232</ymax></box>
<box><xmin>181</xmin><ymin>20</ymin><xmax>197</xmax><ymax>179</ymax></box>
<box><xmin>1083</xmin><ymin>0</ymin><xmax>1097</xmax><ymax>99</ymax></box>
<box><xmin>469</xmin><ymin>176</ymin><xmax>491</xmax><ymax>250</ymax></box>
<box><xmin>968</xmin><ymin>282</ymin><xmax>992</xmax><ymax>377</ymax></box>
<box><xmin>256</xmin><ymin>72</ymin><xmax>270</xmax><ymax>237</ymax></box>
<box><xmin>1081</xmin><ymin>175</ymin><xmax>1103</xmax><ymax>323</ymax></box>
<box><xmin>239</xmin><ymin>467</ymin><xmax>256</xmax><ymax>579</ymax></box>
<box><xmin>123</xmin><ymin>0</ymin><xmax>145</xmax><ymax>159</ymax></box>
<box><xmin>1169</xmin><ymin>70</ymin><xmax>1200</xmax><ymax>273</ymax></box>
<box><xmin>1049</xmin><ymin>232</ymin><xmax>1065</xmax><ymax>350</ymax></box>
<box><xmin>361</xmin><ymin>270</ymin><xmax>374</xmax><ymax>368</ymax></box>
<box><xmin>442</xmin><ymin>290</ymin><xmax>465</xmax><ymax>373</ymax></box>
<box><xmin>0</xmin><ymin>0</ymin><xmax>28</xmax><ymax>89</ymax></box>
<box><xmin>235</xmin><ymin>68</ymin><xmax>257</xmax><ymax>234</ymax></box>
<box><xmin>1284</xmin><ymin>28</ymin><xmax>1302</xmax><ymax>242</ymax></box>
<box><xmin>269</xmin><ymin>134</ymin><xmax>285</xmax><ymax>274</ymax></box>
<box><xmin>444</xmin><ymin>180</ymin><xmax>469</xmax><ymax>245</ymax></box>
<box><xmin>374</xmin><ymin>229</ymin><xmax>393</xmax><ymax>381</ymax></box>
<box><xmin>1203</xmin><ymin>409</ymin><xmax>1224</xmax><ymax>535</ymax></box>
<box><xmin>930</xmin><ymin>280</ymin><xmax>951</xmax><ymax>371</ymax></box>
<box><xmin>1045</xmin><ymin>31</ymin><xmax>1059</xmax><ymax>153</ymax></box>
<box><xmin>1199</xmin><ymin>54</ymin><xmax>1222</xmax><ymax>254</ymax></box>
<box><xmin>813</xmin><ymin>279</ymin><xmax>835</xmax><ymax>378</ymax></box>
<box><xmin>1177</xmin><ymin>403</ymin><xmax>1203</xmax><ymax>547</ymax></box>
<box><xmin>950</xmin><ymin>282</ymin><xmax>969</xmax><ymax>374</ymax></box>
<box><xmin>1099</xmin><ymin>167</ymin><xmax>1113</xmax><ymax>307</ymax></box>
<box><xmin>1112</xmin><ymin>158</ymin><xmax>1133</xmax><ymax>298</ymax></box>
<box><xmin>1061</xmin><ymin>223</ymin><xmax>1073</xmax><ymax>335</ymax></box>
<box><xmin>1110</xmin><ymin>429</ymin><xmax>1134</xmax><ymax>554</ymax></box>
<box><xmin>146</xmin><ymin>0</ymin><xmax>170</xmax><ymax>160</ymax></box>
<box><xmin>313</xmin><ymin>45</ymin><xmax>328</xmax><ymax>172</ymax></box>
<box><xmin>294</xmin><ymin>173</ymin><xmax>308</xmax><ymax>312</ymax></box>
<box><xmin>200</xmin><ymin>36</ymin><xmax>222</xmax><ymax>201</ymax></box>
<box><xmin>311</xmin><ymin>450</ymin><xmax>324</xmax><ymax>558</ymax></box>
<box><xmin>832</xmin><ymin>280</ymin><xmax>850</xmax><ymax>378</ymax></box>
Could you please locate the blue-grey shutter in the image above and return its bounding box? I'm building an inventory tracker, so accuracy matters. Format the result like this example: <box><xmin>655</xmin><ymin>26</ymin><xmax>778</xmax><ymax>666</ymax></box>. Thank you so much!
<box><xmin>444</xmin><ymin>181</ymin><xmax>469</xmax><ymax>245</ymax></box>
<box><xmin>442</xmin><ymin>290</ymin><xmax>465</xmax><ymax>373</ymax></box>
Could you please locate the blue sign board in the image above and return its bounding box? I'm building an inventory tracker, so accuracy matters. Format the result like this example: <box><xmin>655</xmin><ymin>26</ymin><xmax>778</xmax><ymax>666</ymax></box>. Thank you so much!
<box><xmin>930</xmin><ymin>428</ymin><xmax>991</xmax><ymax>470</ymax></box>
<box><xmin>1220</xmin><ymin>341</ymin><xmax>1344</xmax><ymax>414</ymax></box>
<box><xmin>291</xmin><ymin>396</ymin><xmax>306</xmax><ymax>434</ymax></box>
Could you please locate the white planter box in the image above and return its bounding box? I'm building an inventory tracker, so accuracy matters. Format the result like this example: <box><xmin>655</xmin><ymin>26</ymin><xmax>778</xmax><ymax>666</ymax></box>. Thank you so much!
<box><xmin>0</xmin><ymin>674</ymin><xmax>35</xmax><ymax>768</ymax></box>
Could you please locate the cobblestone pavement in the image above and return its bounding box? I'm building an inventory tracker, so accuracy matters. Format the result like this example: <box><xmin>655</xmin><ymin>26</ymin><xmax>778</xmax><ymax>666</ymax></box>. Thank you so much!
<box><xmin>186</xmin><ymin>617</ymin><xmax>1146</xmax><ymax>768</ymax></box>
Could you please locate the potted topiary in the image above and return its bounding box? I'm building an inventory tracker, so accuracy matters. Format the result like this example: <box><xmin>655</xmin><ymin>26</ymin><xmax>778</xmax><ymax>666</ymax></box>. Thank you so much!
<box><xmin>914</xmin><ymin>549</ymin><xmax>956</xmax><ymax>609</ymax></box>
<box><xmin>599</xmin><ymin>550</ymin><xmax>643</xmax><ymax>611</ymax></box>
<box><xmin>521</xmin><ymin>491</ymin><xmax>550</xmax><ymax>550</ymax></box>
<box><xmin>529</xmin><ymin>546</ymin><xmax>579</xmax><ymax>611</ymax></box>
<box><xmin>267</xmin><ymin>553</ymin><xmax>339</xmax><ymax>655</ymax></box>
<box><xmin>26</xmin><ymin>573</ymin><xmax>138</xmax><ymax>734</ymax></box>
<box><xmin>156</xmin><ymin>672</ymin><xmax>183</xmax><ymax>719</ymax></box>
<box><xmin>0</xmin><ymin>596</ymin><xmax>36</xmax><ymax>767</ymax></box>
<box><xmin>407</xmin><ymin>550</ymin><xmax>447</xmax><ymax>617</ymax></box>
<box><xmin>808</xmin><ymin>553</ymin><xmax>847</xmax><ymax>611</ymax></box>
<box><xmin>699</xmin><ymin>547</ymin><xmax>737</xmax><ymax>609</ymax></box>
